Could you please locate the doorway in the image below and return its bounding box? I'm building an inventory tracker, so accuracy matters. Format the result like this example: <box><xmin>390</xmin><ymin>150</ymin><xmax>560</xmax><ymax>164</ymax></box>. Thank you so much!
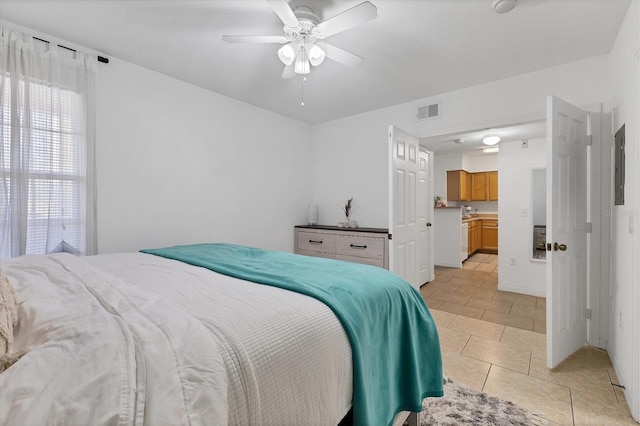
<box><xmin>421</xmin><ymin>121</ymin><xmax>546</xmax><ymax>282</ymax></box>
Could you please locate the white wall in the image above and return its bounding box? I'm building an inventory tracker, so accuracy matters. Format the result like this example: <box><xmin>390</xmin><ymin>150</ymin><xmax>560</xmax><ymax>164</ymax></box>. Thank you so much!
<box><xmin>433</xmin><ymin>152</ymin><xmax>463</xmax><ymax>205</ymax></box>
<box><xmin>607</xmin><ymin>0</ymin><xmax>640</xmax><ymax>420</ymax></box>
<box><xmin>311</xmin><ymin>55</ymin><xmax>611</xmax><ymax>228</ymax></box>
<box><xmin>497</xmin><ymin>138</ymin><xmax>546</xmax><ymax>297</ymax></box>
<box><xmin>462</xmin><ymin>153</ymin><xmax>498</xmax><ymax>173</ymax></box>
<box><xmin>96</xmin><ymin>58</ymin><xmax>312</xmax><ymax>254</ymax></box>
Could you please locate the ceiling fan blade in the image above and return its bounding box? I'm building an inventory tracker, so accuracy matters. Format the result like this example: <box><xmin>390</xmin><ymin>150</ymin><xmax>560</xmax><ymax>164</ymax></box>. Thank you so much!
<box><xmin>316</xmin><ymin>42</ymin><xmax>364</xmax><ymax>67</ymax></box>
<box><xmin>222</xmin><ymin>35</ymin><xmax>288</xmax><ymax>43</ymax></box>
<box><xmin>267</xmin><ymin>0</ymin><xmax>300</xmax><ymax>27</ymax></box>
<box><xmin>281</xmin><ymin>64</ymin><xmax>295</xmax><ymax>79</ymax></box>
<box><xmin>315</xmin><ymin>1</ymin><xmax>377</xmax><ymax>38</ymax></box>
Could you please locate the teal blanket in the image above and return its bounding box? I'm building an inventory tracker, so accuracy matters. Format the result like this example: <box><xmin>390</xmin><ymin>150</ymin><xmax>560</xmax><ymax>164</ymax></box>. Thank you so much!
<box><xmin>141</xmin><ymin>243</ymin><xmax>443</xmax><ymax>426</ymax></box>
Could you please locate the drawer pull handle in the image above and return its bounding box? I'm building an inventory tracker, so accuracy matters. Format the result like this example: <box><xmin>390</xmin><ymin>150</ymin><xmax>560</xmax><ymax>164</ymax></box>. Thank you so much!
<box><xmin>308</xmin><ymin>239</ymin><xmax>323</xmax><ymax>244</ymax></box>
<box><xmin>350</xmin><ymin>244</ymin><xmax>367</xmax><ymax>249</ymax></box>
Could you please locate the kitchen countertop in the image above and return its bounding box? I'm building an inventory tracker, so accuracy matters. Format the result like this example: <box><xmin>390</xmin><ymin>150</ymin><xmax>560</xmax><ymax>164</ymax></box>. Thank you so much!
<box><xmin>462</xmin><ymin>213</ymin><xmax>498</xmax><ymax>223</ymax></box>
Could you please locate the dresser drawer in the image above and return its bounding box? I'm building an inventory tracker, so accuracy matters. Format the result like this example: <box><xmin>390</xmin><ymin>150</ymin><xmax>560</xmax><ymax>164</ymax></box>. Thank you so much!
<box><xmin>336</xmin><ymin>254</ymin><xmax>384</xmax><ymax>268</ymax></box>
<box><xmin>297</xmin><ymin>231</ymin><xmax>336</xmax><ymax>253</ymax></box>
<box><xmin>335</xmin><ymin>235</ymin><xmax>384</xmax><ymax>259</ymax></box>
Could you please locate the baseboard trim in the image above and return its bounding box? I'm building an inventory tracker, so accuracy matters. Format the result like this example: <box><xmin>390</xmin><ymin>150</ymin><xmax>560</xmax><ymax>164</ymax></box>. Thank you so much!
<box><xmin>497</xmin><ymin>284</ymin><xmax>545</xmax><ymax>298</ymax></box>
<box><xmin>435</xmin><ymin>261</ymin><xmax>461</xmax><ymax>268</ymax></box>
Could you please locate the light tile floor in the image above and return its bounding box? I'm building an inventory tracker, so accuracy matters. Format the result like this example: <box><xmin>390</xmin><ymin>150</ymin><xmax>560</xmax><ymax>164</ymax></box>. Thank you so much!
<box><xmin>423</xmin><ymin>253</ymin><xmax>546</xmax><ymax>333</ymax></box>
<box><xmin>423</xmin><ymin>254</ymin><xmax>637</xmax><ymax>425</ymax></box>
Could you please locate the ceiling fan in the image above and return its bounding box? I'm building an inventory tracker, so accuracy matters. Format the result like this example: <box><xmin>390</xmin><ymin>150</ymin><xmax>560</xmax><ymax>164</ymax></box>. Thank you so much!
<box><xmin>222</xmin><ymin>0</ymin><xmax>377</xmax><ymax>78</ymax></box>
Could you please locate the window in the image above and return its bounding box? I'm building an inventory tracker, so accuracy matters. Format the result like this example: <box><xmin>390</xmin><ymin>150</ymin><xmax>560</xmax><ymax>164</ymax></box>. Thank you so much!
<box><xmin>0</xmin><ymin>28</ymin><xmax>96</xmax><ymax>258</ymax></box>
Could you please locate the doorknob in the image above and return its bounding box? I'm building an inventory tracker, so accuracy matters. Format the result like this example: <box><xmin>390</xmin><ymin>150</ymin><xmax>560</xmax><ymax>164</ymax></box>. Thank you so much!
<box><xmin>426</xmin><ymin>222</ymin><xmax>432</xmax><ymax>227</ymax></box>
<box><xmin>553</xmin><ymin>242</ymin><xmax>568</xmax><ymax>251</ymax></box>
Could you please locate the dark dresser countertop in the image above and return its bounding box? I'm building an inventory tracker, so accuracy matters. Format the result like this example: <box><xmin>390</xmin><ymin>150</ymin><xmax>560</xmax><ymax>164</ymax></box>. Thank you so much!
<box><xmin>295</xmin><ymin>225</ymin><xmax>389</xmax><ymax>234</ymax></box>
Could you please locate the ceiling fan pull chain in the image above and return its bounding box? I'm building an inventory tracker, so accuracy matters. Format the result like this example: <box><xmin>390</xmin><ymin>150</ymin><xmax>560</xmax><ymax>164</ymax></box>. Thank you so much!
<box><xmin>301</xmin><ymin>76</ymin><xmax>307</xmax><ymax>106</ymax></box>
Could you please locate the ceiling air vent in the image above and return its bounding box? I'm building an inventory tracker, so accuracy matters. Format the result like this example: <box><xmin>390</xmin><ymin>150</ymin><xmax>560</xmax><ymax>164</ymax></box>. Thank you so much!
<box><xmin>417</xmin><ymin>102</ymin><xmax>440</xmax><ymax>121</ymax></box>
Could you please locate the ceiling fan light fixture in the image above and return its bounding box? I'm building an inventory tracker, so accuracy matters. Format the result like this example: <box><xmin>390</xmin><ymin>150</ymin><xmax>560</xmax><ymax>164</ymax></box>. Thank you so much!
<box><xmin>277</xmin><ymin>43</ymin><xmax>296</xmax><ymax>66</ymax></box>
<box><xmin>482</xmin><ymin>135</ymin><xmax>501</xmax><ymax>146</ymax></box>
<box><xmin>294</xmin><ymin>49</ymin><xmax>310</xmax><ymax>74</ymax></box>
<box><xmin>307</xmin><ymin>44</ymin><xmax>325</xmax><ymax>66</ymax></box>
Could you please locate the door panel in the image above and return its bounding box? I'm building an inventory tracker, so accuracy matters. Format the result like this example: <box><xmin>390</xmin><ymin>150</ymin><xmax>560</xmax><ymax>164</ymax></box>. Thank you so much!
<box><xmin>546</xmin><ymin>95</ymin><xmax>588</xmax><ymax>369</ymax></box>
<box><xmin>418</xmin><ymin>151</ymin><xmax>429</xmax><ymax>285</ymax></box>
<box><xmin>471</xmin><ymin>172</ymin><xmax>488</xmax><ymax>200</ymax></box>
<box><xmin>389</xmin><ymin>126</ymin><xmax>420</xmax><ymax>289</ymax></box>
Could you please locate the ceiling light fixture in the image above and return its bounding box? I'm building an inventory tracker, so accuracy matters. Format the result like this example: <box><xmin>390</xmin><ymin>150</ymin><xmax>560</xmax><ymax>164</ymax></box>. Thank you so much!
<box><xmin>277</xmin><ymin>43</ymin><xmax>296</xmax><ymax>66</ymax></box>
<box><xmin>307</xmin><ymin>44</ymin><xmax>326</xmax><ymax>66</ymax></box>
<box><xmin>280</xmin><ymin>39</ymin><xmax>325</xmax><ymax>75</ymax></box>
<box><xmin>223</xmin><ymin>2</ymin><xmax>377</xmax><ymax>78</ymax></box>
<box><xmin>492</xmin><ymin>0</ymin><xmax>517</xmax><ymax>14</ymax></box>
<box><xmin>294</xmin><ymin>44</ymin><xmax>311</xmax><ymax>74</ymax></box>
<box><xmin>483</xmin><ymin>147</ymin><xmax>500</xmax><ymax>154</ymax></box>
<box><xmin>482</xmin><ymin>135</ymin><xmax>501</xmax><ymax>146</ymax></box>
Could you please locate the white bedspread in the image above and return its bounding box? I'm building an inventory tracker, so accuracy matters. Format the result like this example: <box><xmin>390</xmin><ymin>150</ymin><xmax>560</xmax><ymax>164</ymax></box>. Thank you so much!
<box><xmin>0</xmin><ymin>252</ymin><xmax>353</xmax><ymax>425</ymax></box>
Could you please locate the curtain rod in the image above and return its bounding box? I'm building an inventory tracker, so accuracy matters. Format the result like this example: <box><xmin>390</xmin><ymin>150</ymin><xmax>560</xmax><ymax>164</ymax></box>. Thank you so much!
<box><xmin>33</xmin><ymin>36</ymin><xmax>109</xmax><ymax>64</ymax></box>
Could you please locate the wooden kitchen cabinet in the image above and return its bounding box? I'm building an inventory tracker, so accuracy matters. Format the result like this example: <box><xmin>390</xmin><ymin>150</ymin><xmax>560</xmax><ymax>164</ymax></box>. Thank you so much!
<box><xmin>481</xmin><ymin>219</ymin><xmax>498</xmax><ymax>253</ymax></box>
<box><xmin>488</xmin><ymin>171</ymin><xmax>498</xmax><ymax>201</ymax></box>
<box><xmin>448</xmin><ymin>169</ymin><xmax>498</xmax><ymax>202</ymax></box>
<box><xmin>467</xmin><ymin>220</ymin><xmax>481</xmax><ymax>255</ymax></box>
<box><xmin>446</xmin><ymin>170</ymin><xmax>471</xmax><ymax>201</ymax></box>
<box><xmin>471</xmin><ymin>172</ymin><xmax>488</xmax><ymax>201</ymax></box>
<box><xmin>467</xmin><ymin>218</ymin><xmax>497</xmax><ymax>256</ymax></box>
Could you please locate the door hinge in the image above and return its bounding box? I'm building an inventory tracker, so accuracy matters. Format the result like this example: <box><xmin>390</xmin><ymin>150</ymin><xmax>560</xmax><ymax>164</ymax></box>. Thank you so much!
<box><xmin>585</xmin><ymin>135</ymin><xmax>593</xmax><ymax>146</ymax></box>
<box><xmin>586</xmin><ymin>308</ymin><xmax>592</xmax><ymax>320</ymax></box>
<box><xmin>586</xmin><ymin>222</ymin><xmax>592</xmax><ymax>233</ymax></box>
<box><xmin>388</xmin><ymin>233</ymin><xmax>392</xmax><ymax>240</ymax></box>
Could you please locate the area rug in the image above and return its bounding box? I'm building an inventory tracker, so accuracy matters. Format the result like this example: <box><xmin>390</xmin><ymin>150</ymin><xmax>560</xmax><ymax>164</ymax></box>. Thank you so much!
<box><xmin>421</xmin><ymin>378</ymin><xmax>546</xmax><ymax>425</ymax></box>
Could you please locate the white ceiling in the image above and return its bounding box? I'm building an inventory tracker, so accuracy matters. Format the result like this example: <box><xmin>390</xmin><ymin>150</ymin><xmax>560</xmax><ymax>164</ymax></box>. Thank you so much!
<box><xmin>420</xmin><ymin>120</ymin><xmax>546</xmax><ymax>155</ymax></box>
<box><xmin>0</xmin><ymin>0</ymin><xmax>630</xmax><ymax>124</ymax></box>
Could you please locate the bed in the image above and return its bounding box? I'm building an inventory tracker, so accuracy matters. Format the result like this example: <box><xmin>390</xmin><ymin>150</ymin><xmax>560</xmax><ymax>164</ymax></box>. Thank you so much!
<box><xmin>0</xmin><ymin>243</ymin><xmax>443</xmax><ymax>425</ymax></box>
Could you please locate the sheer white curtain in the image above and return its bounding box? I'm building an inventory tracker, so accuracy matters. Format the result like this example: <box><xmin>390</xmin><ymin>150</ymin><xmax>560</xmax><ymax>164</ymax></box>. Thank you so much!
<box><xmin>0</xmin><ymin>26</ymin><xmax>97</xmax><ymax>258</ymax></box>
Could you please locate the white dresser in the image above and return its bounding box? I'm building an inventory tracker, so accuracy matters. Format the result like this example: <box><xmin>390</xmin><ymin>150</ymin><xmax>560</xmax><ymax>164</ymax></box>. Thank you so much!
<box><xmin>294</xmin><ymin>225</ymin><xmax>390</xmax><ymax>269</ymax></box>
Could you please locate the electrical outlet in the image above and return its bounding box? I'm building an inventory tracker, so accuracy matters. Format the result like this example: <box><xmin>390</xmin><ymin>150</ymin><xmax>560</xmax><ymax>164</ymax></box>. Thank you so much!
<box><xmin>521</xmin><ymin>209</ymin><xmax>528</xmax><ymax>217</ymax></box>
<box><xmin>509</xmin><ymin>256</ymin><xmax>517</xmax><ymax>266</ymax></box>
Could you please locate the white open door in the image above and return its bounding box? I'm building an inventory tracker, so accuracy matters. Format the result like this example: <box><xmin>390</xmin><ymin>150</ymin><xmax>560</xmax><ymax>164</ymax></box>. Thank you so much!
<box><xmin>389</xmin><ymin>125</ymin><xmax>419</xmax><ymax>289</ymax></box>
<box><xmin>418</xmin><ymin>150</ymin><xmax>433</xmax><ymax>285</ymax></box>
<box><xmin>546</xmin><ymin>95</ymin><xmax>589</xmax><ymax>369</ymax></box>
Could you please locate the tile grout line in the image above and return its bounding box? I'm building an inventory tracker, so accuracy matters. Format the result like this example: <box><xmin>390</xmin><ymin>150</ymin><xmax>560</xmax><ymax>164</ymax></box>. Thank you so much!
<box><xmin>481</xmin><ymin>363</ymin><xmax>493</xmax><ymax>392</ymax></box>
<box><xmin>569</xmin><ymin>388</ymin><xmax>576</xmax><ymax>426</ymax></box>
<box><xmin>459</xmin><ymin>334</ymin><xmax>472</xmax><ymax>355</ymax></box>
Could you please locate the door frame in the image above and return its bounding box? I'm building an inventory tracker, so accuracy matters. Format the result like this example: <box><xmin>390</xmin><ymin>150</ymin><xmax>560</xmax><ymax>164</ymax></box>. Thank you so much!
<box><xmin>587</xmin><ymin>107</ymin><xmax>612</xmax><ymax>350</ymax></box>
